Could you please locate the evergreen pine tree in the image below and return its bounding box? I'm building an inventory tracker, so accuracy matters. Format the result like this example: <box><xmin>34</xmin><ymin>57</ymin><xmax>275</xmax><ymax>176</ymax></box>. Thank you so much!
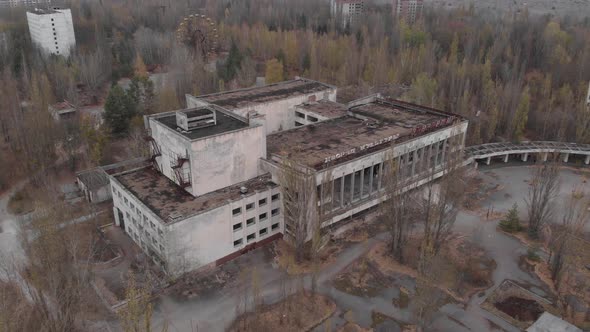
<box><xmin>223</xmin><ymin>41</ymin><xmax>242</xmax><ymax>82</ymax></box>
<box><xmin>104</xmin><ymin>85</ymin><xmax>136</xmax><ymax>134</ymax></box>
<box><xmin>499</xmin><ymin>203</ymin><xmax>522</xmax><ymax>233</ymax></box>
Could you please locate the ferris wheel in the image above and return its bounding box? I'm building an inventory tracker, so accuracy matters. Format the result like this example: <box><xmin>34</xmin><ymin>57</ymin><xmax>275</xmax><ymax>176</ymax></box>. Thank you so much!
<box><xmin>176</xmin><ymin>13</ymin><xmax>219</xmax><ymax>60</ymax></box>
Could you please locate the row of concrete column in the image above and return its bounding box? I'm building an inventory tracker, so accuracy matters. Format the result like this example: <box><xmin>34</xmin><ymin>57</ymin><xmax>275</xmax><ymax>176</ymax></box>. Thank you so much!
<box><xmin>320</xmin><ymin>137</ymin><xmax>454</xmax><ymax>212</ymax></box>
<box><xmin>484</xmin><ymin>152</ymin><xmax>590</xmax><ymax>165</ymax></box>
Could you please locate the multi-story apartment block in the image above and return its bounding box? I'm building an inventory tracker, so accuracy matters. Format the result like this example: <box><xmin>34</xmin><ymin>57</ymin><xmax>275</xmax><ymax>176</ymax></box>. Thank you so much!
<box><xmin>26</xmin><ymin>8</ymin><xmax>76</xmax><ymax>57</ymax></box>
<box><xmin>393</xmin><ymin>0</ymin><xmax>424</xmax><ymax>23</ymax></box>
<box><xmin>331</xmin><ymin>0</ymin><xmax>365</xmax><ymax>28</ymax></box>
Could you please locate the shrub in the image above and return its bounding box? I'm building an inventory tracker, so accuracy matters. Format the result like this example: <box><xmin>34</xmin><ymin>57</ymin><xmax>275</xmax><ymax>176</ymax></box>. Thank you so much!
<box><xmin>527</xmin><ymin>246</ymin><xmax>541</xmax><ymax>262</ymax></box>
<box><xmin>499</xmin><ymin>203</ymin><xmax>523</xmax><ymax>233</ymax></box>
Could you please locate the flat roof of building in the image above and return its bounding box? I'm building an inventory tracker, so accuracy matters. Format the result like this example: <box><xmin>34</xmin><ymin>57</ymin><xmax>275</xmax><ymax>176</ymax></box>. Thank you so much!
<box><xmin>27</xmin><ymin>8</ymin><xmax>66</xmax><ymax>15</ymax></box>
<box><xmin>153</xmin><ymin>109</ymin><xmax>248</xmax><ymax>140</ymax></box>
<box><xmin>296</xmin><ymin>100</ymin><xmax>348</xmax><ymax>119</ymax></box>
<box><xmin>115</xmin><ymin>168</ymin><xmax>276</xmax><ymax>224</ymax></box>
<box><xmin>50</xmin><ymin>101</ymin><xmax>75</xmax><ymax>111</ymax></box>
<box><xmin>267</xmin><ymin>99</ymin><xmax>459</xmax><ymax>169</ymax></box>
<box><xmin>198</xmin><ymin>79</ymin><xmax>333</xmax><ymax>110</ymax></box>
<box><xmin>526</xmin><ymin>312</ymin><xmax>581</xmax><ymax>332</ymax></box>
<box><xmin>77</xmin><ymin>168</ymin><xmax>109</xmax><ymax>190</ymax></box>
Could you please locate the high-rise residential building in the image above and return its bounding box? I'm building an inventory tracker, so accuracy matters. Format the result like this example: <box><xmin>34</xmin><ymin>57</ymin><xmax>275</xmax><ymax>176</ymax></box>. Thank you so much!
<box><xmin>26</xmin><ymin>8</ymin><xmax>76</xmax><ymax>57</ymax></box>
<box><xmin>393</xmin><ymin>0</ymin><xmax>424</xmax><ymax>23</ymax></box>
<box><xmin>331</xmin><ymin>0</ymin><xmax>365</xmax><ymax>28</ymax></box>
<box><xmin>0</xmin><ymin>0</ymin><xmax>51</xmax><ymax>7</ymax></box>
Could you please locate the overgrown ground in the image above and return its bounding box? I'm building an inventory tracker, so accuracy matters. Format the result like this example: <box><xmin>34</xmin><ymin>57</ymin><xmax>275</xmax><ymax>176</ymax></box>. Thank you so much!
<box><xmin>365</xmin><ymin>235</ymin><xmax>496</xmax><ymax>303</ymax></box>
<box><xmin>482</xmin><ymin>280</ymin><xmax>557</xmax><ymax>330</ymax></box>
<box><xmin>228</xmin><ymin>292</ymin><xmax>336</xmax><ymax>332</ymax></box>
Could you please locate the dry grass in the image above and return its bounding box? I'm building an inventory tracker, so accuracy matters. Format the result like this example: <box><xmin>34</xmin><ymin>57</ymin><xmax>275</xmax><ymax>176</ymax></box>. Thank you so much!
<box><xmin>367</xmin><ymin>236</ymin><xmax>496</xmax><ymax>303</ymax></box>
<box><xmin>7</xmin><ymin>188</ymin><xmax>35</xmax><ymax>215</ymax></box>
<box><xmin>333</xmin><ymin>258</ymin><xmax>390</xmax><ymax>297</ymax></box>
<box><xmin>229</xmin><ymin>292</ymin><xmax>336</xmax><ymax>332</ymax></box>
<box><xmin>273</xmin><ymin>239</ymin><xmax>343</xmax><ymax>275</ymax></box>
<box><xmin>337</xmin><ymin>322</ymin><xmax>372</xmax><ymax>332</ymax></box>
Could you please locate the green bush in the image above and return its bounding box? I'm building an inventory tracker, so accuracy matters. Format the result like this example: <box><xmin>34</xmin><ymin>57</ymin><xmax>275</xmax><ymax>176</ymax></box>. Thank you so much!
<box><xmin>527</xmin><ymin>246</ymin><xmax>541</xmax><ymax>262</ymax></box>
<box><xmin>499</xmin><ymin>203</ymin><xmax>523</xmax><ymax>233</ymax></box>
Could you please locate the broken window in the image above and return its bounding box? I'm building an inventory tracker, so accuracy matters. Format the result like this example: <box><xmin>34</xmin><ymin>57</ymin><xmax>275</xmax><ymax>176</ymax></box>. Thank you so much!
<box><xmin>259</xmin><ymin>213</ymin><xmax>267</xmax><ymax>221</ymax></box>
<box><xmin>271</xmin><ymin>223</ymin><xmax>280</xmax><ymax>231</ymax></box>
<box><xmin>246</xmin><ymin>217</ymin><xmax>255</xmax><ymax>226</ymax></box>
<box><xmin>232</xmin><ymin>207</ymin><xmax>241</xmax><ymax>216</ymax></box>
<box><xmin>233</xmin><ymin>223</ymin><xmax>242</xmax><ymax>231</ymax></box>
<box><xmin>272</xmin><ymin>208</ymin><xmax>280</xmax><ymax>216</ymax></box>
<box><xmin>246</xmin><ymin>202</ymin><xmax>254</xmax><ymax>211</ymax></box>
<box><xmin>247</xmin><ymin>233</ymin><xmax>256</xmax><ymax>242</ymax></box>
<box><xmin>259</xmin><ymin>228</ymin><xmax>268</xmax><ymax>236</ymax></box>
<box><xmin>259</xmin><ymin>198</ymin><xmax>267</xmax><ymax>206</ymax></box>
<box><xmin>271</xmin><ymin>193</ymin><xmax>280</xmax><ymax>201</ymax></box>
<box><xmin>233</xmin><ymin>239</ymin><xmax>243</xmax><ymax>247</ymax></box>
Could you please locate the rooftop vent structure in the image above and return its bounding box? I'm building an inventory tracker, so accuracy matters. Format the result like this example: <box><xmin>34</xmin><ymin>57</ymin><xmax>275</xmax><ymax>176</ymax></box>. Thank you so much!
<box><xmin>176</xmin><ymin>107</ymin><xmax>217</xmax><ymax>132</ymax></box>
<box><xmin>240</xmin><ymin>186</ymin><xmax>248</xmax><ymax>194</ymax></box>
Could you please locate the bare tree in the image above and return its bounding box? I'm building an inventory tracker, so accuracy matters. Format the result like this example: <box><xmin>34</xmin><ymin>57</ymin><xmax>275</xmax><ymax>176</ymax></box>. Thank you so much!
<box><xmin>278</xmin><ymin>159</ymin><xmax>318</xmax><ymax>262</ymax></box>
<box><xmin>75</xmin><ymin>49</ymin><xmax>111</xmax><ymax>103</ymax></box>
<box><xmin>16</xmin><ymin>192</ymin><xmax>98</xmax><ymax>332</ymax></box>
<box><xmin>548</xmin><ymin>188</ymin><xmax>589</xmax><ymax>287</ymax></box>
<box><xmin>526</xmin><ymin>160</ymin><xmax>560</xmax><ymax>239</ymax></box>
<box><xmin>118</xmin><ymin>272</ymin><xmax>155</xmax><ymax>332</ymax></box>
<box><xmin>418</xmin><ymin>134</ymin><xmax>466</xmax><ymax>273</ymax></box>
<box><xmin>381</xmin><ymin>157</ymin><xmax>416</xmax><ymax>263</ymax></box>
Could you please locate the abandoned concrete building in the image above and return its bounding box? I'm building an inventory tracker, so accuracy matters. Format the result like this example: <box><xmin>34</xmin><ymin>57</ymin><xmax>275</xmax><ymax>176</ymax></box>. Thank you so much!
<box><xmin>108</xmin><ymin>78</ymin><xmax>468</xmax><ymax>275</ymax></box>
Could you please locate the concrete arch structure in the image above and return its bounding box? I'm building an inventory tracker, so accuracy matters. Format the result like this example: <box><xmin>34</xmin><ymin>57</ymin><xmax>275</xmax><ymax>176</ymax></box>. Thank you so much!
<box><xmin>465</xmin><ymin>141</ymin><xmax>590</xmax><ymax>165</ymax></box>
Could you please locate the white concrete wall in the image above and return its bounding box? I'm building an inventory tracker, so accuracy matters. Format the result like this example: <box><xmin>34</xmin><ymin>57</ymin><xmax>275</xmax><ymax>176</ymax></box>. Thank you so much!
<box><xmin>147</xmin><ymin>117</ymin><xmax>193</xmax><ymax>192</ymax></box>
<box><xmin>188</xmin><ymin>124</ymin><xmax>266</xmax><ymax>196</ymax></box>
<box><xmin>110</xmin><ymin>179</ymin><xmax>168</xmax><ymax>266</ymax></box>
<box><xmin>148</xmin><ymin>111</ymin><xmax>266</xmax><ymax>197</ymax></box>
<box><xmin>236</xmin><ymin>89</ymin><xmax>337</xmax><ymax>134</ymax></box>
<box><xmin>112</xmin><ymin>172</ymin><xmax>283</xmax><ymax>275</ymax></box>
<box><xmin>26</xmin><ymin>9</ymin><xmax>75</xmax><ymax>57</ymax></box>
<box><xmin>165</xmin><ymin>186</ymin><xmax>282</xmax><ymax>275</ymax></box>
<box><xmin>293</xmin><ymin>107</ymin><xmax>331</xmax><ymax>126</ymax></box>
<box><xmin>93</xmin><ymin>185</ymin><xmax>111</xmax><ymax>203</ymax></box>
<box><xmin>187</xmin><ymin>88</ymin><xmax>337</xmax><ymax>135</ymax></box>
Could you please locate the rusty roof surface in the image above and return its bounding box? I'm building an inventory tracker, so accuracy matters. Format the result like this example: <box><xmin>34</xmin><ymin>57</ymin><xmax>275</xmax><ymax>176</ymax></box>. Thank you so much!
<box><xmin>199</xmin><ymin>79</ymin><xmax>332</xmax><ymax>110</ymax></box>
<box><xmin>115</xmin><ymin>168</ymin><xmax>276</xmax><ymax>224</ymax></box>
<box><xmin>267</xmin><ymin>99</ymin><xmax>457</xmax><ymax>169</ymax></box>
<box><xmin>50</xmin><ymin>101</ymin><xmax>75</xmax><ymax>111</ymax></box>
<box><xmin>296</xmin><ymin>100</ymin><xmax>348</xmax><ymax>119</ymax></box>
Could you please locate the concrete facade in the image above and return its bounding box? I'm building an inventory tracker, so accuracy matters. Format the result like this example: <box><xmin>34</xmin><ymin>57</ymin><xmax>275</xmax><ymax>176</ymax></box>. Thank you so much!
<box><xmin>393</xmin><ymin>0</ymin><xmax>424</xmax><ymax>23</ymax></box>
<box><xmin>26</xmin><ymin>8</ymin><xmax>75</xmax><ymax>57</ymax></box>
<box><xmin>187</xmin><ymin>78</ymin><xmax>337</xmax><ymax>134</ymax></box>
<box><xmin>331</xmin><ymin>0</ymin><xmax>365</xmax><ymax>28</ymax></box>
<box><xmin>263</xmin><ymin>99</ymin><xmax>468</xmax><ymax>239</ymax></box>
<box><xmin>147</xmin><ymin>108</ymin><xmax>266</xmax><ymax>197</ymax></box>
<box><xmin>110</xmin><ymin>175</ymin><xmax>282</xmax><ymax>275</ymax></box>
<box><xmin>108</xmin><ymin>80</ymin><xmax>468</xmax><ymax>276</ymax></box>
<box><xmin>1</xmin><ymin>0</ymin><xmax>51</xmax><ymax>7</ymax></box>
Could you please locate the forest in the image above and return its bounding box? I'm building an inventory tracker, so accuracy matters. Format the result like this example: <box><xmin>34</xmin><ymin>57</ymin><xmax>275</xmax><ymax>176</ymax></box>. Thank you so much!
<box><xmin>0</xmin><ymin>0</ymin><xmax>589</xmax><ymax>190</ymax></box>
